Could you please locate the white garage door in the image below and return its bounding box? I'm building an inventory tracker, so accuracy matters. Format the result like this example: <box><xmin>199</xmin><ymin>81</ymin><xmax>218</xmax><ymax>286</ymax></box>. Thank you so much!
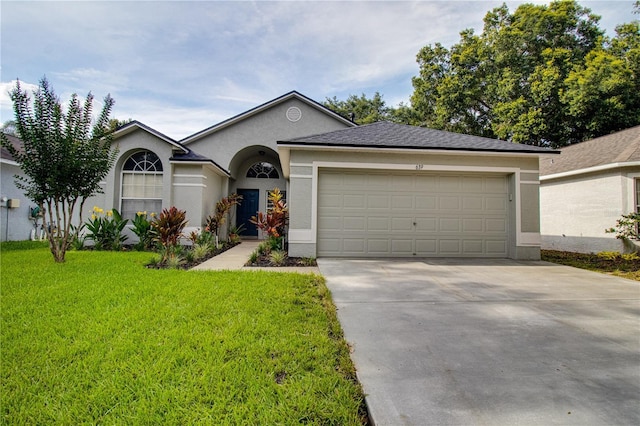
<box><xmin>317</xmin><ymin>170</ymin><xmax>510</xmax><ymax>257</ymax></box>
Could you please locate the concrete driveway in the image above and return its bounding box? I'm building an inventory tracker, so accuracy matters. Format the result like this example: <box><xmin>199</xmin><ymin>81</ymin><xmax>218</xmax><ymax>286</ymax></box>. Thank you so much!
<box><xmin>317</xmin><ymin>258</ymin><xmax>640</xmax><ymax>425</ymax></box>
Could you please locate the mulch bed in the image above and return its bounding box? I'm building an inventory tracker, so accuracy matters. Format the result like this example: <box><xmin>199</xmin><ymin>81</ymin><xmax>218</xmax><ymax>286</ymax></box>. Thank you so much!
<box><xmin>245</xmin><ymin>253</ymin><xmax>317</xmax><ymax>268</ymax></box>
<box><xmin>541</xmin><ymin>249</ymin><xmax>640</xmax><ymax>273</ymax></box>
<box><xmin>146</xmin><ymin>241</ymin><xmax>240</xmax><ymax>270</ymax></box>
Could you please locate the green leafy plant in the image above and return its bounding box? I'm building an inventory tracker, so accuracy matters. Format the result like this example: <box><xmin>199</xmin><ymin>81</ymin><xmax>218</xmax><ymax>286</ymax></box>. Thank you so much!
<box><xmin>84</xmin><ymin>206</ymin><xmax>129</xmax><ymax>250</ymax></box>
<box><xmin>248</xmin><ymin>250</ymin><xmax>259</xmax><ymax>264</ymax></box>
<box><xmin>597</xmin><ymin>251</ymin><xmax>620</xmax><ymax>261</ymax></box>
<box><xmin>269</xmin><ymin>250</ymin><xmax>287</xmax><ymax>266</ymax></box>
<box><xmin>132</xmin><ymin>211</ymin><xmax>156</xmax><ymax>250</ymax></box>
<box><xmin>250</xmin><ymin>188</ymin><xmax>288</xmax><ymax>249</ymax></box>
<box><xmin>205</xmin><ymin>193</ymin><xmax>243</xmax><ymax>239</ymax></box>
<box><xmin>192</xmin><ymin>243</ymin><xmax>210</xmax><ymax>262</ymax></box>
<box><xmin>151</xmin><ymin>207</ymin><xmax>188</xmax><ymax>262</ymax></box>
<box><xmin>606</xmin><ymin>212</ymin><xmax>640</xmax><ymax>241</ymax></box>
<box><xmin>621</xmin><ymin>252</ymin><xmax>640</xmax><ymax>261</ymax></box>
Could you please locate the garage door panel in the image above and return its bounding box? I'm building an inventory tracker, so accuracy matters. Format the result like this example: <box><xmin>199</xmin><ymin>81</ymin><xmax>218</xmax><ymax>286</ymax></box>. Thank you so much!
<box><xmin>486</xmin><ymin>240</ymin><xmax>508</xmax><ymax>254</ymax></box>
<box><xmin>463</xmin><ymin>196</ymin><xmax>484</xmax><ymax>211</ymax></box>
<box><xmin>319</xmin><ymin>193</ymin><xmax>342</xmax><ymax>208</ymax></box>
<box><xmin>439</xmin><ymin>196</ymin><xmax>460</xmax><ymax>210</ymax></box>
<box><xmin>439</xmin><ymin>240</ymin><xmax>461</xmax><ymax>254</ymax></box>
<box><xmin>416</xmin><ymin>196</ymin><xmax>437</xmax><ymax>210</ymax></box>
<box><xmin>486</xmin><ymin>218</ymin><xmax>507</xmax><ymax>232</ymax></box>
<box><xmin>367</xmin><ymin>217</ymin><xmax>390</xmax><ymax>231</ymax></box>
<box><xmin>463</xmin><ymin>240</ymin><xmax>484</xmax><ymax>255</ymax></box>
<box><xmin>343</xmin><ymin>217</ymin><xmax>365</xmax><ymax>230</ymax></box>
<box><xmin>368</xmin><ymin>239</ymin><xmax>390</xmax><ymax>254</ymax></box>
<box><xmin>391</xmin><ymin>239</ymin><xmax>413</xmax><ymax>254</ymax></box>
<box><xmin>318</xmin><ymin>170</ymin><xmax>509</xmax><ymax>258</ymax></box>
<box><xmin>438</xmin><ymin>176</ymin><xmax>461</xmax><ymax>192</ymax></box>
<box><xmin>318</xmin><ymin>215</ymin><xmax>342</xmax><ymax>230</ymax></box>
<box><xmin>392</xmin><ymin>217</ymin><xmax>414</xmax><ymax>231</ymax></box>
<box><xmin>463</xmin><ymin>218</ymin><xmax>484</xmax><ymax>232</ymax></box>
<box><xmin>485</xmin><ymin>196</ymin><xmax>508</xmax><ymax>211</ymax></box>
<box><xmin>485</xmin><ymin>177</ymin><xmax>508</xmax><ymax>192</ymax></box>
<box><xmin>367</xmin><ymin>194</ymin><xmax>390</xmax><ymax>209</ymax></box>
<box><xmin>343</xmin><ymin>239</ymin><xmax>365</xmax><ymax>253</ymax></box>
<box><xmin>344</xmin><ymin>195</ymin><xmax>366</xmax><ymax>208</ymax></box>
<box><xmin>416</xmin><ymin>217</ymin><xmax>437</xmax><ymax>232</ymax></box>
<box><xmin>439</xmin><ymin>218</ymin><xmax>461</xmax><ymax>232</ymax></box>
<box><xmin>415</xmin><ymin>239</ymin><xmax>437</xmax><ymax>254</ymax></box>
<box><xmin>392</xmin><ymin>195</ymin><xmax>413</xmax><ymax>209</ymax></box>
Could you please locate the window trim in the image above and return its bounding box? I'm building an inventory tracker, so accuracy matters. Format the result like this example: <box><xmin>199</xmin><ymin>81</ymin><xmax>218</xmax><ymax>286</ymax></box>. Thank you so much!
<box><xmin>247</xmin><ymin>162</ymin><xmax>280</xmax><ymax>179</ymax></box>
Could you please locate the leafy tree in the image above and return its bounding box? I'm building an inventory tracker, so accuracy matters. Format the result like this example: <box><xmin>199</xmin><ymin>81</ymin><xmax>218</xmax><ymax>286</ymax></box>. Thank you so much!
<box><xmin>562</xmin><ymin>20</ymin><xmax>640</xmax><ymax>140</ymax></box>
<box><xmin>409</xmin><ymin>0</ymin><xmax>640</xmax><ymax>147</ymax></box>
<box><xmin>0</xmin><ymin>77</ymin><xmax>117</xmax><ymax>262</ymax></box>
<box><xmin>324</xmin><ymin>92</ymin><xmax>391</xmax><ymax>124</ymax></box>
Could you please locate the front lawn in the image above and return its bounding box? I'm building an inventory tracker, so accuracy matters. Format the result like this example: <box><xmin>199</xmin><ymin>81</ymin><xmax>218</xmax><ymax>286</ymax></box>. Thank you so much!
<box><xmin>0</xmin><ymin>243</ymin><xmax>366</xmax><ymax>424</ymax></box>
<box><xmin>541</xmin><ymin>249</ymin><xmax>640</xmax><ymax>281</ymax></box>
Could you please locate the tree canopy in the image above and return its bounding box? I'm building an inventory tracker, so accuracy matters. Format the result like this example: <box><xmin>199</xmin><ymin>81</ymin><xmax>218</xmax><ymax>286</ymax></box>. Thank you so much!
<box><xmin>0</xmin><ymin>77</ymin><xmax>117</xmax><ymax>262</ymax></box>
<box><xmin>328</xmin><ymin>0</ymin><xmax>639</xmax><ymax>147</ymax></box>
<box><xmin>410</xmin><ymin>0</ymin><xmax>640</xmax><ymax>147</ymax></box>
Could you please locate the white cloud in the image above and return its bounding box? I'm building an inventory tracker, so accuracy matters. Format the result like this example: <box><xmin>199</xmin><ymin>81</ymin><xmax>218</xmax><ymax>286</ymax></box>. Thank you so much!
<box><xmin>1</xmin><ymin>0</ymin><xmax>636</xmax><ymax>135</ymax></box>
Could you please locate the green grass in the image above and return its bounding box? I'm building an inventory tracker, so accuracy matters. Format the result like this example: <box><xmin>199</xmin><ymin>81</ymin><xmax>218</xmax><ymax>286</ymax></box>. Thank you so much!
<box><xmin>541</xmin><ymin>249</ymin><xmax>640</xmax><ymax>281</ymax></box>
<box><xmin>1</xmin><ymin>244</ymin><xmax>365</xmax><ymax>424</ymax></box>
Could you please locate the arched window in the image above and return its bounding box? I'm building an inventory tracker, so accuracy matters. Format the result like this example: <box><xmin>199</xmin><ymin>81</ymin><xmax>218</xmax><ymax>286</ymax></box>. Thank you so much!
<box><xmin>246</xmin><ymin>162</ymin><xmax>279</xmax><ymax>179</ymax></box>
<box><xmin>121</xmin><ymin>150</ymin><xmax>163</xmax><ymax>219</ymax></box>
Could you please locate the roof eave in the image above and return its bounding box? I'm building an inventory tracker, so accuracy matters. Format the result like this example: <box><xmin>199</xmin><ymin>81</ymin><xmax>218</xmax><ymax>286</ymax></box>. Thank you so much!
<box><xmin>113</xmin><ymin>121</ymin><xmax>189</xmax><ymax>153</ymax></box>
<box><xmin>540</xmin><ymin>161</ymin><xmax>640</xmax><ymax>181</ymax></box>
<box><xmin>277</xmin><ymin>142</ymin><xmax>559</xmax><ymax>156</ymax></box>
<box><xmin>169</xmin><ymin>158</ymin><xmax>231</xmax><ymax>177</ymax></box>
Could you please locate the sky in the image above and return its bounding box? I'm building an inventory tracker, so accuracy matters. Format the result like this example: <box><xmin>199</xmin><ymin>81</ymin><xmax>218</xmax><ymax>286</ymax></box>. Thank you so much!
<box><xmin>1</xmin><ymin>0</ymin><xmax>637</xmax><ymax>140</ymax></box>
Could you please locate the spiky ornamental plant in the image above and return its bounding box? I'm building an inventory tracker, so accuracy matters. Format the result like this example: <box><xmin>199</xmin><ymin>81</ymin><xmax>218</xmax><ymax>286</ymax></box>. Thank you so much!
<box><xmin>0</xmin><ymin>77</ymin><xmax>117</xmax><ymax>262</ymax></box>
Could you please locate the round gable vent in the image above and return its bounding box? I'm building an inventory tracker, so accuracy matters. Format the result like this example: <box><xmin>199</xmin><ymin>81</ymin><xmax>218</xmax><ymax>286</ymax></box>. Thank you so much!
<box><xmin>286</xmin><ymin>106</ymin><xmax>302</xmax><ymax>122</ymax></box>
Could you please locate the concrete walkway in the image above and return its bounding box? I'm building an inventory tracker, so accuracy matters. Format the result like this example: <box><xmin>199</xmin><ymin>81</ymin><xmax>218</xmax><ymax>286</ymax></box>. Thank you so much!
<box><xmin>319</xmin><ymin>258</ymin><xmax>640</xmax><ymax>426</ymax></box>
<box><xmin>190</xmin><ymin>240</ymin><xmax>320</xmax><ymax>274</ymax></box>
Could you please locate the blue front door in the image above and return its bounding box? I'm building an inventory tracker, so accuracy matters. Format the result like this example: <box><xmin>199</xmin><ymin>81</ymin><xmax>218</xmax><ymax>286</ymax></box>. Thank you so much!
<box><xmin>236</xmin><ymin>189</ymin><xmax>259</xmax><ymax>236</ymax></box>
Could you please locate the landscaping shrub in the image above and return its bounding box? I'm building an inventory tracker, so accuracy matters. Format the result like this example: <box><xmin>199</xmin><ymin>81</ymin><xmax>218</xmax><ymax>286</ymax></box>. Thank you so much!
<box><xmin>84</xmin><ymin>206</ymin><xmax>129</xmax><ymax>250</ymax></box>
<box><xmin>131</xmin><ymin>211</ymin><xmax>156</xmax><ymax>250</ymax></box>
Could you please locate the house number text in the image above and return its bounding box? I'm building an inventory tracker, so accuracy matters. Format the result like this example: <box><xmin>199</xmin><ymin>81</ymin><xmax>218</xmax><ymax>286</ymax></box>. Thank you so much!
<box><xmin>415</xmin><ymin>164</ymin><xmax>424</xmax><ymax>170</ymax></box>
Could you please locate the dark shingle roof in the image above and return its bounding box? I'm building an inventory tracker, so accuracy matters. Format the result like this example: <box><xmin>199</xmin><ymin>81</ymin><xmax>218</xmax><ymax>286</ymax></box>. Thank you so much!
<box><xmin>539</xmin><ymin>126</ymin><xmax>640</xmax><ymax>176</ymax></box>
<box><xmin>279</xmin><ymin>121</ymin><xmax>557</xmax><ymax>154</ymax></box>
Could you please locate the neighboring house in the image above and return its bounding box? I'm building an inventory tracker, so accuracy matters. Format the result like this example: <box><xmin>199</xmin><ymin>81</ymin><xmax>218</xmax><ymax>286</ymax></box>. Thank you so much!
<box><xmin>540</xmin><ymin>126</ymin><xmax>640</xmax><ymax>253</ymax></box>
<box><xmin>1</xmin><ymin>133</ymin><xmax>35</xmax><ymax>242</ymax></box>
<box><xmin>3</xmin><ymin>90</ymin><xmax>556</xmax><ymax>260</ymax></box>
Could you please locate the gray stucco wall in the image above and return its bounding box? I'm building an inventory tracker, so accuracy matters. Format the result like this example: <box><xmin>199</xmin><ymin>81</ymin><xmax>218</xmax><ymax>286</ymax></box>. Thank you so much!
<box><xmin>286</xmin><ymin>149</ymin><xmax>541</xmax><ymax>260</ymax></box>
<box><xmin>1</xmin><ymin>162</ymin><xmax>34</xmax><ymax>241</ymax></box>
<box><xmin>186</xmin><ymin>99</ymin><xmax>352</xmax><ymax>174</ymax></box>
<box><xmin>540</xmin><ymin>168</ymin><xmax>640</xmax><ymax>253</ymax></box>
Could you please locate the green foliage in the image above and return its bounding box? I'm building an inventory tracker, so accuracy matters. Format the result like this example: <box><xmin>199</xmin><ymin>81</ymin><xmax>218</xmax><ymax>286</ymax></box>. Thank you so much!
<box><xmin>248</xmin><ymin>250</ymin><xmax>259</xmax><ymax>264</ymax></box>
<box><xmin>409</xmin><ymin>0</ymin><xmax>639</xmax><ymax>147</ymax></box>
<box><xmin>151</xmin><ymin>206</ymin><xmax>188</xmax><ymax>258</ymax></box>
<box><xmin>324</xmin><ymin>92</ymin><xmax>391</xmax><ymax>124</ymax></box>
<box><xmin>269</xmin><ymin>250</ymin><xmax>287</xmax><ymax>266</ymax></box>
<box><xmin>84</xmin><ymin>207</ymin><xmax>129</xmax><ymax>251</ymax></box>
<box><xmin>605</xmin><ymin>212</ymin><xmax>640</xmax><ymax>241</ymax></box>
<box><xmin>1</xmin><ymin>246</ymin><xmax>365</xmax><ymax>423</ymax></box>
<box><xmin>131</xmin><ymin>211</ymin><xmax>156</xmax><ymax>250</ymax></box>
<box><xmin>301</xmin><ymin>257</ymin><xmax>317</xmax><ymax>266</ymax></box>
<box><xmin>250</xmin><ymin>188</ymin><xmax>288</xmax><ymax>238</ymax></box>
<box><xmin>191</xmin><ymin>243</ymin><xmax>210</xmax><ymax>261</ymax></box>
<box><xmin>205</xmin><ymin>193</ymin><xmax>243</xmax><ymax>238</ymax></box>
<box><xmin>542</xmin><ymin>249</ymin><xmax>640</xmax><ymax>281</ymax></box>
<box><xmin>0</xmin><ymin>77</ymin><xmax>117</xmax><ymax>262</ymax></box>
<box><xmin>597</xmin><ymin>251</ymin><xmax>621</xmax><ymax>260</ymax></box>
